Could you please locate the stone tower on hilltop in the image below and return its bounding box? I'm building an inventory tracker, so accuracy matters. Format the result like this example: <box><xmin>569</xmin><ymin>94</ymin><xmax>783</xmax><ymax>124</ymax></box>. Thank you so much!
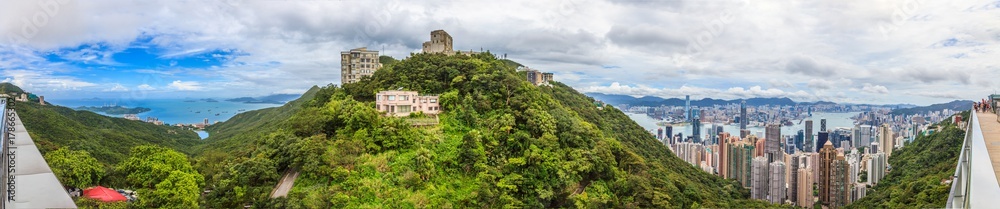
<box><xmin>422</xmin><ymin>30</ymin><xmax>454</xmax><ymax>54</ymax></box>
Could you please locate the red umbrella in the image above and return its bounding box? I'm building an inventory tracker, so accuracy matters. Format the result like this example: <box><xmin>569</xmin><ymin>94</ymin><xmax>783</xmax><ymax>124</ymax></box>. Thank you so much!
<box><xmin>83</xmin><ymin>186</ymin><xmax>128</xmax><ymax>202</ymax></box>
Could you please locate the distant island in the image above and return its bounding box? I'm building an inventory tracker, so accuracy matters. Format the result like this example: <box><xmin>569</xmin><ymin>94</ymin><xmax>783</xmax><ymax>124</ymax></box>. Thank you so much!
<box><xmin>77</xmin><ymin>105</ymin><xmax>152</xmax><ymax>115</ymax></box>
<box><xmin>225</xmin><ymin>93</ymin><xmax>300</xmax><ymax>104</ymax></box>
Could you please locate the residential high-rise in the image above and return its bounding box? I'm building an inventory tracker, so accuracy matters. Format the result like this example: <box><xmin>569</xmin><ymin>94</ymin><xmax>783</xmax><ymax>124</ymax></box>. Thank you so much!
<box><xmin>719</xmin><ymin>133</ymin><xmax>731</xmax><ymax>179</ymax></box>
<box><xmin>852</xmin><ymin>183</ymin><xmax>867</xmax><ymax>203</ymax></box>
<box><xmin>657</xmin><ymin>128</ymin><xmax>664</xmax><ymax>140</ymax></box>
<box><xmin>830</xmin><ymin>154</ymin><xmax>851</xmax><ymax>208</ymax></box>
<box><xmin>879</xmin><ymin>124</ymin><xmax>894</xmax><ymax>157</ymax></box>
<box><xmin>340</xmin><ymin>47</ymin><xmax>382</xmax><ymax>84</ymax></box>
<box><xmin>789</xmin><ymin>155</ymin><xmax>800</xmax><ymax>204</ymax></box>
<box><xmin>867</xmin><ymin>152</ymin><xmax>886</xmax><ymax>185</ymax></box>
<box><xmin>729</xmin><ymin>140</ymin><xmax>756</xmax><ymax>188</ymax></box>
<box><xmin>752</xmin><ymin>156</ymin><xmax>769</xmax><ymax>200</ymax></box>
<box><xmin>805</xmin><ymin>119</ymin><xmax>814</xmax><ymax>152</ymax></box>
<box><xmin>819</xmin><ymin>141</ymin><xmax>837</xmax><ymax>204</ymax></box>
<box><xmin>769</xmin><ymin>161</ymin><xmax>787</xmax><ymax>204</ymax></box>
<box><xmin>797</xmin><ymin>166</ymin><xmax>815</xmax><ymax>207</ymax></box>
<box><xmin>766</xmin><ymin>124</ymin><xmax>781</xmax><ymax>162</ymax></box>
<box><xmin>673</xmin><ymin>142</ymin><xmax>705</xmax><ymax>166</ymax></box>
<box><xmin>740</xmin><ymin>100</ymin><xmax>748</xmax><ymax>130</ymax></box>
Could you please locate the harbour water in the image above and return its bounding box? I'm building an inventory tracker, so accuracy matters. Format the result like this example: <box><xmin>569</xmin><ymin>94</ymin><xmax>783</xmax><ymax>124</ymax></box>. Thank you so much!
<box><xmin>626</xmin><ymin>111</ymin><xmax>863</xmax><ymax>139</ymax></box>
<box><xmin>47</xmin><ymin>98</ymin><xmax>284</xmax><ymax>126</ymax></box>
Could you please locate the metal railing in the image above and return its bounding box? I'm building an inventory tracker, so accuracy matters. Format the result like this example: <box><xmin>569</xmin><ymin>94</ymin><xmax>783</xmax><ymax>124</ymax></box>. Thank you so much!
<box><xmin>947</xmin><ymin>110</ymin><xmax>1000</xmax><ymax>208</ymax></box>
<box><xmin>946</xmin><ymin>111</ymin><xmax>972</xmax><ymax>208</ymax></box>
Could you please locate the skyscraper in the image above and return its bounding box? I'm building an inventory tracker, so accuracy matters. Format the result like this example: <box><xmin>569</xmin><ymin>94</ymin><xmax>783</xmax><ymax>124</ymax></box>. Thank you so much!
<box><xmin>740</xmin><ymin>100</ymin><xmax>748</xmax><ymax>130</ymax></box>
<box><xmin>752</xmin><ymin>156</ymin><xmax>769</xmax><ymax>200</ymax></box>
<box><xmin>820</xmin><ymin>118</ymin><xmax>827</xmax><ymax>132</ymax></box>
<box><xmin>830</xmin><ymin>154</ymin><xmax>850</xmax><ymax>208</ymax></box>
<box><xmin>657</xmin><ymin>128</ymin><xmax>664</xmax><ymax>140</ymax></box>
<box><xmin>789</xmin><ymin>155</ymin><xmax>799</xmax><ymax>204</ymax></box>
<box><xmin>692</xmin><ymin>109</ymin><xmax>701</xmax><ymax>143</ymax></box>
<box><xmin>819</xmin><ymin>141</ymin><xmax>837</xmax><ymax>204</ymax></box>
<box><xmin>719</xmin><ymin>133</ymin><xmax>731</xmax><ymax>179</ymax></box>
<box><xmin>805</xmin><ymin>119</ymin><xmax>814</xmax><ymax>152</ymax></box>
<box><xmin>685</xmin><ymin>95</ymin><xmax>691</xmax><ymax>120</ymax></box>
<box><xmin>795</xmin><ymin>130</ymin><xmax>804</xmax><ymax>151</ymax></box>
<box><xmin>769</xmin><ymin>161</ymin><xmax>787</xmax><ymax>204</ymax></box>
<box><xmin>817</xmin><ymin>131</ymin><xmax>830</xmax><ymax>151</ymax></box>
<box><xmin>665</xmin><ymin>125</ymin><xmax>674</xmax><ymax>145</ymax></box>
<box><xmin>766</xmin><ymin>124</ymin><xmax>782</xmax><ymax>162</ymax></box>
<box><xmin>797</xmin><ymin>166</ymin><xmax>815</xmax><ymax>207</ymax></box>
<box><xmin>867</xmin><ymin>152</ymin><xmax>886</xmax><ymax>185</ymax></box>
<box><xmin>879</xmin><ymin>124</ymin><xmax>894</xmax><ymax>157</ymax></box>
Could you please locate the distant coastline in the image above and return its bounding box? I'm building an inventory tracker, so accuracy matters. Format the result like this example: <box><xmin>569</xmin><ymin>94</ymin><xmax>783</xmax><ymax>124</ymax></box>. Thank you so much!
<box><xmin>224</xmin><ymin>94</ymin><xmax>299</xmax><ymax>104</ymax></box>
<box><xmin>77</xmin><ymin>105</ymin><xmax>152</xmax><ymax>115</ymax></box>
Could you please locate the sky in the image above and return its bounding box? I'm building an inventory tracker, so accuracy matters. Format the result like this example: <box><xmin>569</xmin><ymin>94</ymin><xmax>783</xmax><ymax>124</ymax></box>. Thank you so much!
<box><xmin>1</xmin><ymin>0</ymin><xmax>999</xmax><ymax>105</ymax></box>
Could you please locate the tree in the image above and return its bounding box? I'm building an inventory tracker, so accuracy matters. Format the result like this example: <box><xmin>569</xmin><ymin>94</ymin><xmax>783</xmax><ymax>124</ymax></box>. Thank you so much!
<box><xmin>116</xmin><ymin>145</ymin><xmax>200</xmax><ymax>188</ymax></box>
<box><xmin>45</xmin><ymin>148</ymin><xmax>105</xmax><ymax>188</ymax></box>
<box><xmin>139</xmin><ymin>171</ymin><xmax>202</xmax><ymax>208</ymax></box>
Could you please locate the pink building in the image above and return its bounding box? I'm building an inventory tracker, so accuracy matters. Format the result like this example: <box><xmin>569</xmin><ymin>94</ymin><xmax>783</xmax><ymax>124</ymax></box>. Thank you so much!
<box><xmin>376</xmin><ymin>90</ymin><xmax>441</xmax><ymax>117</ymax></box>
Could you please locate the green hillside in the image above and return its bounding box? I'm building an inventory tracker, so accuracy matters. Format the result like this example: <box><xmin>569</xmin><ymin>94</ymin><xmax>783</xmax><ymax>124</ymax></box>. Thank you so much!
<box><xmin>17</xmin><ymin>100</ymin><xmax>201</xmax><ymax>164</ymax></box>
<box><xmin>846</xmin><ymin>111</ymin><xmax>968</xmax><ymax>208</ymax></box>
<box><xmin>197</xmin><ymin>53</ymin><xmax>775</xmax><ymax>208</ymax></box>
<box><xmin>196</xmin><ymin>85</ymin><xmax>320</xmax><ymax>152</ymax></box>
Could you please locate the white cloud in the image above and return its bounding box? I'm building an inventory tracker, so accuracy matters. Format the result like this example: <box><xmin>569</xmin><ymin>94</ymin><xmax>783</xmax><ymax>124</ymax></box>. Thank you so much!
<box><xmin>104</xmin><ymin>83</ymin><xmax>128</xmax><ymax>92</ymax></box>
<box><xmin>137</xmin><ymin>84</ymin><xmax>155</xmax><ymax>90</ymax></box>
<box><xmin>860</xmin><ymin>83</ymin><xmax>889</xmax><ymax>94</ymax></box>
<box><xmin>168</xmin><ymin>80</ymin><xmax>202</xmax><ymax>91</ymax></box>
<box><xmin>0</xmin><ymin>0</ymin><xmax>997</xmax><ymax>105</ymax></box>
<box><xmin>0</xmin><ymin>69</ymin><xmax>97</xmax><ymax>91</ymax></box>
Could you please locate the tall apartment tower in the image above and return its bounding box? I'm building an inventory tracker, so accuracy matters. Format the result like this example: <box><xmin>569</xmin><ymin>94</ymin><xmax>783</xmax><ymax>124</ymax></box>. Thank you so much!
<box><xmin>818</xmin><ymin>141</ymin><xmax>837</xmax><ymax>205</ymax></box>
<box><xmin>719</xmin><ymin>133</ymin><xmax>731</xmax><ymax>179</ymax></box>
<box><xmin>751</xmin><ymin>156</ymin><xmax>769</xmax><ymax>200</ymax></box>
<box><xmin>797</xmin><ymin>166</ymin><xmax>815</xmax><ymax>207</ymax></box>
<box><xmin>805</xmin><ymin>119</ymin><xmax>814</xmax><ymax>152</ymax></box>
<box><xmin>422</xmin><ymin>30</ymin><xmax>454</xmax><ymax>54</ymax></box>
<box><xmin>867</xmin><ymin>152</ymin><xmax>887</xmax><ymax>185</ymax></box>
<box><xmin>768</xmin><ymin>161</ymin><xmax>787</xmax><ymax>204</ymax></box>
<box><xmin>829</xmin><ymin>154</ymin><xmax>851</xmax><ymax>208</ymax></box>
<box><xmin>788</xmin><ymin>155</ymin><xmax>800</xmax><ymax>204</ymax></box>
<box><xmin>765</xmin><ymin>124</ymin><xmax>782</xmax><ymax>163</ymax></box>
<box><xmin>879</xmin><ymin>124</ymin><xmax>894</xmax><ymax>157</ymax></box>
<box><xmin>340</xmin><ymin>47</ymin><xmax>382</xmax><ymax>84</ymax></box>
<box><xmin>740</xmin><ymin>100</ymin><xmax>748</xmax><ymax>130</ymax></box>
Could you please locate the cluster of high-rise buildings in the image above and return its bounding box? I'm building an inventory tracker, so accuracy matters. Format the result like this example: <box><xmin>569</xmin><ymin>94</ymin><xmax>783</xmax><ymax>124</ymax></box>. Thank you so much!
<box><xmin>656</xmin><ymin>97</ymin><xmax>936</xmax><ymax>208</ymax></box>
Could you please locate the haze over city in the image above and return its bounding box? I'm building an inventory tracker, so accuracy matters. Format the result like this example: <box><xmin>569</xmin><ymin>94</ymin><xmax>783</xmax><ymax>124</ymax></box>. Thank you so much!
<box><xmin>2</xmin><ymin>0</ymin><xmax>999</xmax><ymax>104</ymax></box>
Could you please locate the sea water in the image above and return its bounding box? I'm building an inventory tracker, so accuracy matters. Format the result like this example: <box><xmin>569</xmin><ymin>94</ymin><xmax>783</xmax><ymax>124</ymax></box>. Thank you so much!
<box><xmin>46</xmin><ymin>98</ymin><xmax>284</xmax><ymax>126</ymax></box>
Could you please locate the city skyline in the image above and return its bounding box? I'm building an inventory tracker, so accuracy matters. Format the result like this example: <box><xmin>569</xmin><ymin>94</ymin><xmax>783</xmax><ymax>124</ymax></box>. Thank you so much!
<box><xmin>1</xmin><ymin>0</ymin><xmax>999</xmax><ymax>105</ymax></box>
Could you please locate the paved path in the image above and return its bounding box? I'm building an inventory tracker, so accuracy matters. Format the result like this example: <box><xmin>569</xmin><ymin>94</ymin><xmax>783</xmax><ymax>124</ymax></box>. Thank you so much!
<box><xmin>975</xmin><ymin>112</ymin><xmax>1000</xmax><ymax>184</ymax></box>
<box><xmin>269</xmin><ymin>169</ymin><xmax>300</xmax><ymax>198</ymax></box>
